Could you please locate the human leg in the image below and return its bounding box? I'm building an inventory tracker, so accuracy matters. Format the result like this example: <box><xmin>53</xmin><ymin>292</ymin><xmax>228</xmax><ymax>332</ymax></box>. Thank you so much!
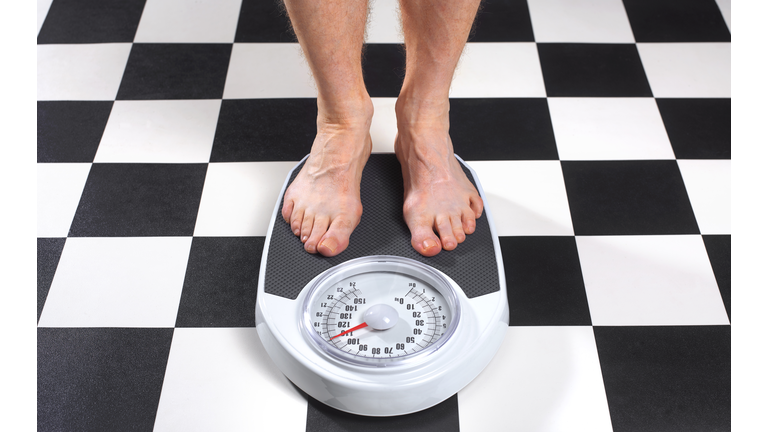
<box><xmin>280</xmin><ymin>0</ymin><xmax>373</xmax><ymax>256</ymax></box>
<box><xmin>395</xmin><ymin>0</ymin><xmax>485</xmax><ymax>256</ymax></box>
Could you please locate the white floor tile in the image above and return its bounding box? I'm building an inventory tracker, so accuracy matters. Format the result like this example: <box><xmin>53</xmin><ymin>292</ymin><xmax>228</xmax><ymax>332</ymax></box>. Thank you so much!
<box><xmin>370</xmin><ymin>97</ymin><xmax>397</xmax><ymax>153</ymax></box>
<box><xmin>154</xmin><ymin>328</ymin><xmax>307</xmax><ymax>432</ymax></box>
<box><xmin>194</xmin><ymin>162</ymin><xmax>298</xmax><ymax>236</ymax></box>
<box><xmin>366</xmin><ymin>0</ymin><xmax>402</xmax><ymax>43</ymax></box>
<box><xmin>459</xmin><ymin>327</ymin><xmax>613</xmax><ymax>432</ymax></box>
<box><xmin>134</xmin><ymin>0</ymin><xmax>241</xmax><ymax>43</ymax></box>
<box><xmin>94</xmin><ymin>100</ymin><xmax>221</xmax><ymax>163</ymax></box>
<box><xmin>678</xmin><ymin>160</ymin><xmax>731</xmax><ymax>235</ymax></box>
<box><xmin>451</xmin><ymin>43</ymin><xmax>546</xmax><ymax>98</ymax></box>
<box><xmin>576</xmin><ymin>235</ymin><xmax>730</xmax><ymax>326</ymax></box>
<box><xmin>37</xmin><ymin>0</ymin><xmax>54</xmax><ymax>34</ymax></box>
<box><xmin>223</xmin><ymin>43</ymin><xmax>317</xmax><ymax>99</ymax></box>
<box><xmin>715</xmin><ymin>0</ymin><xmax>731</xmax><ymax>30</ymax></box>
<box><xmin>38</xmin><ymin>237</ymin><xmax>192</xmax><ymax>327</ymax></box>
<box><xmin>467</xmin><ymin>161</ymin><xmax>574</xmax><ymax>236</ymax></box>
<box><xmin>549</xmin><ymin>98</ymin><xmax>675</xmax><ymax>160</ymax></box>
<box><xmin>37</xmin><ymin>163</ymin><xmax>91</xmax><ymax>237</ymax></box>
<box><xmin>637</xmin><ymin>43</ymin><xmax>731</xmax><ymax>98</ymax></box>
<box><xmin>528</xmin><ymin>0</ymin><xmax>635</xmax><ymax>43</ymax></box>
<box><xmin>37</xmin><ymin>44</ymin><xmax>132</xmax><ymax>101</ymax></box>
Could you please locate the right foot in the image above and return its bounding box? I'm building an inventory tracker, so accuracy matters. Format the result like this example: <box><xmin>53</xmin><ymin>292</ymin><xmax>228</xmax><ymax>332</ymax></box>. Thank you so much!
<box><xmin>281</xmin><ymin>98</ymin><xmax>373</xmax><ymax>257</ymax></box>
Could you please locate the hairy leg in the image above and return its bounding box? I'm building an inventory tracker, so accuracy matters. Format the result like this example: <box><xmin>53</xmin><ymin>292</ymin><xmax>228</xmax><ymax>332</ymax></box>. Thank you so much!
<box><xmin>280</xmin><ymin>0</ymin><xmax>373</xmax><ymax>256</ymax></box>
<box><xmin>395</xmin><ymin>0</ymin><xmax>484</xmax><ymax>256</ymax></box>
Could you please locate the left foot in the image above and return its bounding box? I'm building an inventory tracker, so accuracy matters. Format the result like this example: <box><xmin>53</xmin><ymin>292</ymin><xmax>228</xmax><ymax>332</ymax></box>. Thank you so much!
<box><xmin>394</xmin><ymin>98</ymin><xmax>484</xmax><ymax>257</ymax></box>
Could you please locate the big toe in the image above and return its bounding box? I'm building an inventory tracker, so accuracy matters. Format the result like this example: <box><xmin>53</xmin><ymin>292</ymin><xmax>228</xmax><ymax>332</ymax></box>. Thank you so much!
<box><xmin>317</xmin><ymin>217</ymin><xmax>357</xmax><ymax>257</ymax></box>
<box><xmin>409</xmin><ymin>225</ymin><xmax>442</xmax><ymax>257</ymax></box>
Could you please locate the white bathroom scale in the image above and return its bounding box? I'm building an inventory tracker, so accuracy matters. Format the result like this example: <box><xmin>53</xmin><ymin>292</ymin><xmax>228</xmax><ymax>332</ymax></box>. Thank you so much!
<box><xmin>256</xmin><ymin>153</ymin><xmax>508</xmax><ymax>417</ymax></box>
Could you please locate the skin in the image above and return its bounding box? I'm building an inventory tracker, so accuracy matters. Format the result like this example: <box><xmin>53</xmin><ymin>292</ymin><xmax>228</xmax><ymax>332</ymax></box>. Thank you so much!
<box><xmin>280</xmin><ymin>0</ymin><xmax>484</xmax><ymax>257</ymax></box>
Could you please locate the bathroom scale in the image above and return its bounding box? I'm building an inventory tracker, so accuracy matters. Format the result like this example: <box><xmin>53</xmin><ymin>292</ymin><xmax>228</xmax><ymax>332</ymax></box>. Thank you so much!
<box><xmin>256</xmin><ymin>153</ymin><xmax>508</xmax><ymax>417</ymax></box>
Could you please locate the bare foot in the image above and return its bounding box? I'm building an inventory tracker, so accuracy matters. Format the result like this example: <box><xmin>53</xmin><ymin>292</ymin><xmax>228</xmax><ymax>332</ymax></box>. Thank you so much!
<box><xmin>394</xmin><ymin>99</ymin><xmax>484</xmax><ymax>257</ymax></box>
<box><xmin>281</xmin><ymin>99</ymin><xmax>373</xmax><ymax>256</ymax></box>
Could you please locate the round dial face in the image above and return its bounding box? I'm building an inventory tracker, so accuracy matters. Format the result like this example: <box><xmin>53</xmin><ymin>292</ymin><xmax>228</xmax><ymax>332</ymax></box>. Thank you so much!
<box><xmin>302</xmin><ymin>256</ymin><xmax>460</xmax><ymax>367</ymax></box>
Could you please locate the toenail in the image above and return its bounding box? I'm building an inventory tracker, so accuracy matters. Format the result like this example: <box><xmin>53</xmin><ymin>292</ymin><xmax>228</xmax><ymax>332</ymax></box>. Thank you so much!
<box><xmin>320</xmin><ymin>238</ymin><xmax>338</xmax><ymax>254</ymax></box>
<box><xmin>422</xmin><ymin>239</ymin><xmax>438</xmax><ymax>251</ymax></box>
<box><xmin>294</xmin><ymin>229</ymin><xmax>300</xmax><ymax>235</ymax></box>
<box><xmin>301</xmin><ymin>235</ymin><xmax>308</xmax><ymax>242</ymax></box>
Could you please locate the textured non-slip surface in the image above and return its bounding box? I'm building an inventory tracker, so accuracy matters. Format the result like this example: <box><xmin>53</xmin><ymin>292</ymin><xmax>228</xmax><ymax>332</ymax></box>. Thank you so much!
<box><xmin>37</xmin><ymin>0</ymin><xmax>731</xmax><ymax>430</ymax></box>
<box><xmin>265</xmin><ymin>154</ymin><xmax>500</xmax><ymax>300</ymax></box>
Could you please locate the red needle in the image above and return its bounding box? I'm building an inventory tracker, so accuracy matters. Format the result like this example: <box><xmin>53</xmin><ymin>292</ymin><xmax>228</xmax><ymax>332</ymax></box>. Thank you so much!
<box><xmin>330</xmin><ymin>322</ymin><xmax>368</xmax><ymax>340</ymax></box>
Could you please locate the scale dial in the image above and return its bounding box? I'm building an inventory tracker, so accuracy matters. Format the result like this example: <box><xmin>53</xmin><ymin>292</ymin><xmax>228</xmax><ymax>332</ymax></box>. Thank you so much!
<box><xmin>302</xmin><ymin>256</ymin><xmax>460</xmax><ymax>367</ymax></box>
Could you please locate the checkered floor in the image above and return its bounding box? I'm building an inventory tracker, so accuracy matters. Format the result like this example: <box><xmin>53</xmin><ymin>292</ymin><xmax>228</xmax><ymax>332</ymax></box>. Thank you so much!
<box><xmin>37</xmin><ymin>0</ymin><xmax>731</xmax><ymax>430</ymax></box>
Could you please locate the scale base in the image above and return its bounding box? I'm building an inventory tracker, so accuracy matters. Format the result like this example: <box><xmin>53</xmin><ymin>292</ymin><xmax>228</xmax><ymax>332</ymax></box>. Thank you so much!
<box><xmin>256</xmin><ymin>154</ymin><xmax>509</xmax><ymax>416</ymax></box>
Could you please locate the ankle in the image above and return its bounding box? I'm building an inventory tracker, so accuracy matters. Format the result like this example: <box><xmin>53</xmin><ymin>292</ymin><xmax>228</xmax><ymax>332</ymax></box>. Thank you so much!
<box><xmin>309</xmin><ymin>99</ymin><xmax>373</xmax><ymax>169</ymax></box>
<box><xmin>395</xmin><ymin>95</ymin><xmax>450</xmax><ymax>132</ymax></box>
<box><xmin>317</xmin><ymin>93</ymin><xmax>374</xmax><ymax>128</ymax></box>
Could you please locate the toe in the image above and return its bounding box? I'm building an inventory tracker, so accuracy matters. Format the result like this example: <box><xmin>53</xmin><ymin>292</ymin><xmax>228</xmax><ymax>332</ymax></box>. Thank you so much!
<box><xmin>318</xmin><ymin>216</ymin><xmax>356</xmax><ymax>257</ymax></box>
<box><xmin>451</xmin><ymin>214</ymin><xmax>466</xmax><ymax>243</ymax></box>
<box><xmin>290</xmin><ymin>207</ymin><xmax>305</xmax><ymax>237</ymax></box>
<box><xmin>300</xmin><ymin>212</ymin><xmax>314</xmax><ymax>243</ymax></box>
<box><xmin>281</xmin><ymin>198</ymin><xmax>294</xmax><ymax>223</ymax></box>
<box><xmin>469</xmin><ymin>195</ymin><xmax>484</xmax><ymax>219</ymax></box>
<box><xmin>461</xmin><ymin>208</ymin><xmax>476</xmax><ymax>234</ymax></box>
<box><xmin>305</xmin><ymin>216</ymin><xmax>330</xmax><ymax>254</ymax></box>
<box><xmin>436</xmin><ymin>216</ymin><xmax>458</xmax><ymax>251</ymax></box>
<box><xmin>409</xmin><ymin>222</ymin><xmax>442</xmax><ymax>257</ymax></box>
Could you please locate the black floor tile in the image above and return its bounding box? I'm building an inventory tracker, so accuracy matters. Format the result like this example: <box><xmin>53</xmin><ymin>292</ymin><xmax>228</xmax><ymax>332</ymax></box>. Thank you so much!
<box><xmin>69</xmin><ymin>163</ymin><xmax>207</xmax><ymax>237</ymax></box>
<box><xmin>117</xmin><ymin>44</ymin><xmax>232</xmax><ymax>100</ymax></box>
<box><xmin>703</xmin><ymin>235</ymin><xmax>730</xmax><ymax>321</ymax></box>
<box><xmin>38</xmin><ymin>327</ymin><xmax>174</xmax><ymax>432</ymax></box>
<box><xmin>449</xmin><ymin>98</ymin><xmax>558</xmax><ymax>160</ymax></box>
<box><xmin>537</xmin><ymin>44</ymin><xmax>652</xmax><ymax>97</ymax></box>
<box><xmin>37</xmin><ymin>101</ymin><xmax>113</xmax><ymax>163</ymax></box>
<box><xmin>362</xmin><ymin>44</ymin><xmax>405</xmax><ymax>98</ymax></box>
<box><xmin>501</xmin><ymin>236</ymin><xmax>591</xmax><ymax>326</ymax></box>
<box><xmin>37</xmin><ymin>238</ymin><xmax>66</xmax><ymax>322</ymax></box>
<box><xmin>305</xmin><ymin>393</ymin><xmax>459</xmax><ymax>432</ymax></box>
<box><xmin>175</xmin><ymin>237</ymin><xmax>265</xmax><ymax>327</ymax></box>
<box><xmin>656</xmin><ymin>98</ymin><xmax>731</xmax><ymax>159</ymax></box>
<box><xmin>235</xmin><ymin>0</ymin><xmax>296</xmax><ymax>42</ymax></box>
<box><xmin>470</xmin><ymin>0</ymin><xmax>534</xmax><ymax>42</ymax></box>
<box><xmin>594</xmin><ymin>326</ymin><xmax>730</xmax><ymax>432</ymax></box>
<box><xmin>561</xmin><ymin>160</ymin><xmax>700</xmax><ymax>235</ymax></box>
<box><xmin>37</xmin><ymin>0</ymin><xmax>146</xmax><ymax>44</ymax></box>
<box><xmin>623</xmin><ymin>0</ymin><xmax>731</xmax><ymax>42</ymax></box>
<box><xmin>211</xmin><ymin>99</ymin><xmax>317</xmax><ymax>162</ymax></box>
